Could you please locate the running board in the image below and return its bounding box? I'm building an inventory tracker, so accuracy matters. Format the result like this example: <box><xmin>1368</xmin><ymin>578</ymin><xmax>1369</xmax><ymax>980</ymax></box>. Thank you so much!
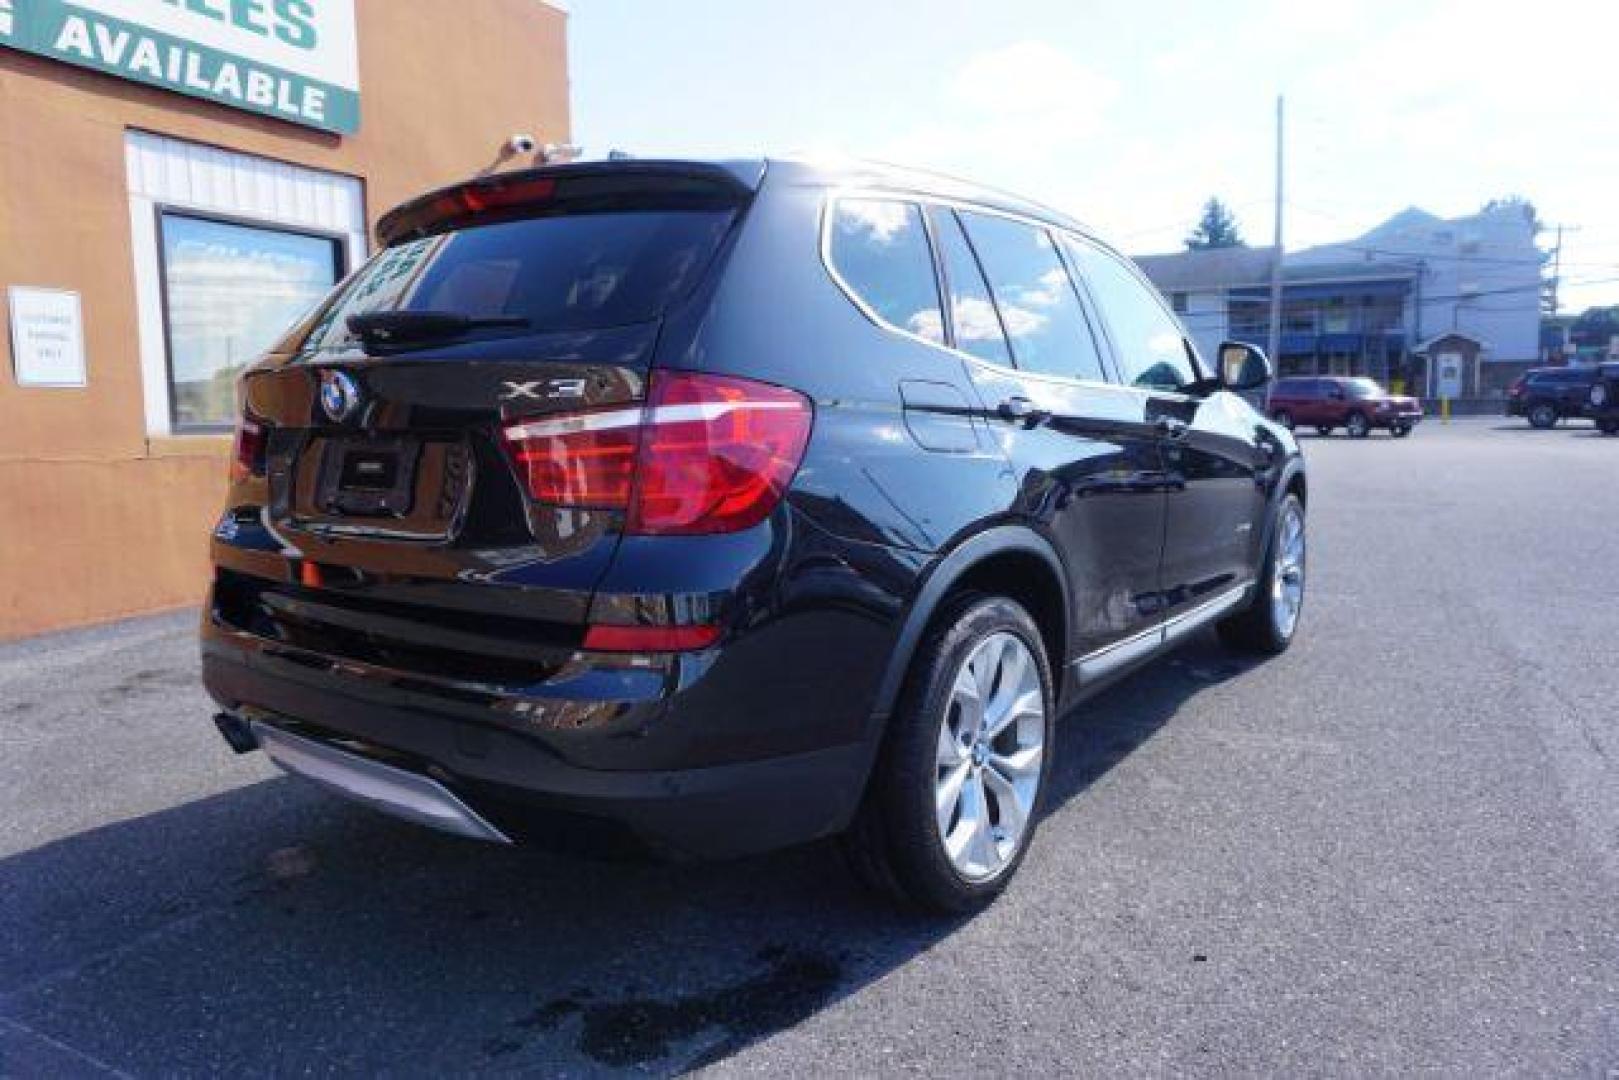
<box><xmin>1074</xmin><ymin>584</ymin><xmax>1250</xmax><ymax>684</ymax></box>
<box><xmin>252</xmin><ymin>722</ymin><xmax>512</xmax><ymax>844</ymax></box>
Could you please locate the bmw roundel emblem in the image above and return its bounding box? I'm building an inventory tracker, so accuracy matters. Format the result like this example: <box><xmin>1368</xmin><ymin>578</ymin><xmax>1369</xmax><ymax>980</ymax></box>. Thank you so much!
<box><xmin>319</xmin><ymin>370</ymin><xmax>362</xmax><ymax>423</ymax></box>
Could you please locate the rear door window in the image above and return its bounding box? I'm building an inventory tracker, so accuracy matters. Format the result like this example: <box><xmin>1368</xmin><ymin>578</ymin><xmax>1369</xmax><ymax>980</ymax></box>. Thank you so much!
<box><xmin>958</xmin><ymin>211</ymin><xmax>1108</xmax><ymax>382</ymax></box>
<box><xmin>300</xmin><ymin>209</ymin><xmax>736</xmax><ymax>350</ymax></box>
<box><xmin>930</xmin><ymin>208</ymin><xmax>1013</xmax><ymax>366</ymax></box>
<box><xmin>827</xmin><ymin>199</ymin><xmax>945</xmax><ymax>344</ymax></box>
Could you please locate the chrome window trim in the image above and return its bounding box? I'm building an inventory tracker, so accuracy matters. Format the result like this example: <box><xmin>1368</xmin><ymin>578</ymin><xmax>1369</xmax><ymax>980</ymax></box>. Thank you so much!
<box><xmin>819</xmin><ymin>187</ymin><xmax>1149</xmax><ymax>399</ymax></box>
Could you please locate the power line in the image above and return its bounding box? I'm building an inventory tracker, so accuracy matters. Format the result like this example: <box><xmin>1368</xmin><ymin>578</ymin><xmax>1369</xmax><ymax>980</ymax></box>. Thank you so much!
<box><xmin>1158</xmin><ymin>274</ymin><xmax>1619</xmax><ymax>321</ymax></box>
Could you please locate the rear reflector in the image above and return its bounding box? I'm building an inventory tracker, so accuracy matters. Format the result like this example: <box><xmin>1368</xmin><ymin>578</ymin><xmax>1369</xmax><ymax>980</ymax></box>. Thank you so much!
<box><xmin>582</xmin><ymin>623</ymin><xmax>720</xmax><ymax>653</ymax></box>
<box><xmin>501</xmin><ymin>371</ymin><xmax>813</xmax><ymax>535</ymax></box>
<box><xmin>231</xmin><ymin>415</ymin><xmax>267</xmax><ymax>482</ymax></box>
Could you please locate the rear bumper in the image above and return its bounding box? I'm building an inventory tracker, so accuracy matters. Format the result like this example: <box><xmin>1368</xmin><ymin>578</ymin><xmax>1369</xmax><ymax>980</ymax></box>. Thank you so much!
<box><xmin>244</xmin><ymin>718</ymin><xmax>514</xmax><ymax>843</ymax></box>
<box><xmin>204</xmin><ymin>623</ymin><xmax>876</xmax><ymax>859</ymax></box>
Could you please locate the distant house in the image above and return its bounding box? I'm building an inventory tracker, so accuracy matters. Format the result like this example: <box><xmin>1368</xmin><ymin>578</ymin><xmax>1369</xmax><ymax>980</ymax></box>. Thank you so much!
<box><xmin>1135</xmin><ymin>204</ymin><xmax>1544</xmax><ymax>397</ymax></box>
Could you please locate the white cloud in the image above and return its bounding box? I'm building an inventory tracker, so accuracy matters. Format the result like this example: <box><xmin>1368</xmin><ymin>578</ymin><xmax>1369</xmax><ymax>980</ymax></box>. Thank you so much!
<box><xmin>869</xmin><ymin>40</ymin><xmax>1116</xmax><ymax>177</ymax></box>
<box><xmin>836</xmin><ymin>198</ymin><xmax>912</xmax><ymax>246</ymax></box>
<box><xmin>950</xmin><ymin>40</ymin><xmax>1115</xmax><ymax>125</ymax></box>
<box><xmin>951</xmin><ymin>296</ymin><xmax>1009</xmax><ymax>345</ymax></box>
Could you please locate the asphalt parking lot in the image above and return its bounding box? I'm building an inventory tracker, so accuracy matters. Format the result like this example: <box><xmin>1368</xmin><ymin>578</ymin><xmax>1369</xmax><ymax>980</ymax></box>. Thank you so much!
<box><xmin>2</xmin><ymin>415</ymin><xmax>1616</xmax><ymax>1076</ymax></box>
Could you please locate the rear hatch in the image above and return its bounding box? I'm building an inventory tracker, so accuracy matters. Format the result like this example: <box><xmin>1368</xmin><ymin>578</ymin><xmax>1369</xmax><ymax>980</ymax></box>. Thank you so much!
<box><xmin>219</xmin><ymin>163</ymin><xmax>761</xmax><ymax>678</ymax></box>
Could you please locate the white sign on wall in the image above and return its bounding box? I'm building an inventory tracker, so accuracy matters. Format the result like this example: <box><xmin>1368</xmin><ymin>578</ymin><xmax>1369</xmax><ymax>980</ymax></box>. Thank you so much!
<box><xmin>1436</xmin><ymin>352</ymin><xmax>1464</xmax><ymax>399</ymax></box>
<box><xmin>8</xmin><ymin>286</ymin><xmax>87</xmax><ymax>387</ymax></box>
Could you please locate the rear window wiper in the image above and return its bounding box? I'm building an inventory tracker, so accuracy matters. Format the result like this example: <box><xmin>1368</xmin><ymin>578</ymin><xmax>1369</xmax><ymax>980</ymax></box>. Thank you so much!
<box><xmin>346</xmin><ymin>310</ymin><xmax>530</xmax><ymax>345</ymax></box>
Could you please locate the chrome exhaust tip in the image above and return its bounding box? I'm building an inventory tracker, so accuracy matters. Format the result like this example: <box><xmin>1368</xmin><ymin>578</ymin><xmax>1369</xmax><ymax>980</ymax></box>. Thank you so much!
<box><xmin>213</xmin><ymin>711</ymin><xmax>260</xmax><ymax>754</ymax></box>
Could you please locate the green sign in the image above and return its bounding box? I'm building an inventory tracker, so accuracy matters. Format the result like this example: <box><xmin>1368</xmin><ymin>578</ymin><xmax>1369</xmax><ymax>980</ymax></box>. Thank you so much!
<box><xmin>0</xmin><ymin>0</ymin><xmax>360</xmax><ymax>135</ymax></box>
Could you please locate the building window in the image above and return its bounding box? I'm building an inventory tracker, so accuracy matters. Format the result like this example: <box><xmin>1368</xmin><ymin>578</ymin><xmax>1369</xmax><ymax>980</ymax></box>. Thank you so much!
<box><xmin>158</xmin><ymin>212</ymin><xmax>344</xmax><ymax>429</ymax></box>
<box><xmin>1170</xmin><ymin>291</ymin><xmax>1188</xmax><ymax>314</ymax></box>
<box><xmin>125</xmin><ymin>131</ymin><xmax>367</xmax><ymax>436</ymax></box>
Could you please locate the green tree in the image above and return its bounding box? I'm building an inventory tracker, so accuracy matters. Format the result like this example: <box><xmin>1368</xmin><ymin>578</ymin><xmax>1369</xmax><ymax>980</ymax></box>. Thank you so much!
<box><xmin>1570</xmin><ymin>305</ymin><xmax>1619</xmax><ymax>349</ymax></box>
<box><xmin>1184</xmin><ymin>197</ymin><xmax>1246</xmax><ymax>250</ymax></box>
<box><xmin>1482</xmin><ymin>195</ymin><xmax>1543</xmax><ymax>235</ymax></box>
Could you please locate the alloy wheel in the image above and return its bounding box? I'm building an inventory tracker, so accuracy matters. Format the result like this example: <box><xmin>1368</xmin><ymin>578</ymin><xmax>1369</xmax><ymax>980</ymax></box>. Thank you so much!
<box><xmin>934</xmin><ymin>632</ymin><xmax>1045</xmax><ymax>882</ymax></box>
<box><xmin>1270</xmin><ymin>502</ymin><xmax>1307</xmax><ymax>639</ymax></box>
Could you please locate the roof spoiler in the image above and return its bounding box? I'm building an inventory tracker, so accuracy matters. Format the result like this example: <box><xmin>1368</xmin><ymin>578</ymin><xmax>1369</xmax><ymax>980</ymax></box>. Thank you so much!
<box><xmin>376</xmin><ymin>161</ymin><xmax>763</xmax><ymax>247</ymax></box>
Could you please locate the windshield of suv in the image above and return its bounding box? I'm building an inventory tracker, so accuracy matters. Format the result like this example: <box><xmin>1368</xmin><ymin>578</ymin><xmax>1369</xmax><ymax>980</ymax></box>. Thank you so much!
<box><xmin>1344</xmin><ymin>378</ymin><xmax>1385</xmax><ymax>399</ymax></box>
<box><xmin>297</xmin><ymin>209</ymin><xmax>734</xmax><ymax>350</ymax></box>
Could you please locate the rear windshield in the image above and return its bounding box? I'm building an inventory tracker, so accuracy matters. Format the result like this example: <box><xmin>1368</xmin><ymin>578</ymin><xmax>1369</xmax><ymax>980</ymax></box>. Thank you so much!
<box><xmin>298</xmin><ymin>209</ymin><xmax>734</xmax><ymax>349</ymax></box>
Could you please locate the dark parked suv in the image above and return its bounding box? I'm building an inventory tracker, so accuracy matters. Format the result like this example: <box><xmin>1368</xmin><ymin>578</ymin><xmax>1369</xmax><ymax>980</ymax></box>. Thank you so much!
<box><xmin>1506</xmin><ymin>366</ymin><xmax>1600</xmax><ymax>428</ymax></box>
<box><xmin>203</xmin><ymin>159</ymin><xmax>1307</xmax><ymax>911</ymax></box>
<box><xmin>1586</xmin><ymin>362</ymin><xmax>1619</xmax><ymax>435</ymax></box>
<box><xmin>1265</xmin><ymin>375</ymin><xmax>1422</xmax><ymax>437</ymax></box>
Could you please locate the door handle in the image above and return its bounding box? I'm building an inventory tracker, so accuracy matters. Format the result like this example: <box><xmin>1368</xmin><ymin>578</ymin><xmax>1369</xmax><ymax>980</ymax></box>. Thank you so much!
<box><xmin>998</xmin><ymin>396</ymin><xmax>1051</xmax><ymax>428</ymax></box>
<box><xmin>1155</xmin><ymin>415</ymin><xmax>1190</xmax><ymax>439</ymax></box>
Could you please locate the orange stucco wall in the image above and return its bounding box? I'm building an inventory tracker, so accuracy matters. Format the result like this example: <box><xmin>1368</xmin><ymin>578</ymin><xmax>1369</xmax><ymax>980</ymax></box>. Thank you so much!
<box><xmin>0</xmin><ymin>0</ymin><xmax>570</xmax><ymax>639</ymax></box>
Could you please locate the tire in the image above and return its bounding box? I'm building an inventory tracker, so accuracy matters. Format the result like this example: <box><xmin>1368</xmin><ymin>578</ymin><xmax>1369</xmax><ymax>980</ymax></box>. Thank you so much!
<box><xmin>1271</xmin><ymin>410</ymin><xmax>1294</xmax><ymax>430</ymax></box>
<box><xmin>1528</xmin><ymin>402</ymin><xmax>1557</xmax><ymax>429</ymax></box>
<box><xmin>842</xmin><ymin>592</ymin><xmax>1055</xmax><ymax>914</ymax></box>
<box><xmin>1345</xmin><ymin>411</ymin><xmax>1370</xmax><ymax>439</ymax></box>
<box><xmin>1391</xmin><ymin>424</ymin><xmax>1411</xmax><ymax>438</ymax></box>
<box><xmin>1598</xmin><ymin>418</ymin><xmax>1619</xmax><ymax>436</ymax></box>
<box><xmin>1219</xmin><ymin>493</ymin><xmax>1306</xmax><ymax>655</ymax></box>
<box><xmin>1315</xmin><ymin>425</ymin><xmax>1333</xmax><ymax>436</ymax></box>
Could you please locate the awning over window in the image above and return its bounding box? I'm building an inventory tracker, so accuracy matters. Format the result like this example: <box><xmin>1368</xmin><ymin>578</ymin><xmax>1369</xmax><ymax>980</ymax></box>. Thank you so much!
<box><xmin>1229</xmin><ymin>279</ymin><xmax>1412</xmax><ymax>302</ymax></box>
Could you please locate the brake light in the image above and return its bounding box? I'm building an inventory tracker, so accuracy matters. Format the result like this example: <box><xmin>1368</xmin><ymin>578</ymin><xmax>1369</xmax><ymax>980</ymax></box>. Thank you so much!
<box><xmin>582</xmin><ymin>623</ymin><xmax>721</xmax><ymax>652</ymax></box>
<box><xmin>500</xmin><ymin>371</ymin><xmax>813</xmax><ymax>535</ymax></box>
<box><xmin>231</xmin><ymin>415</ymin><xmax>267</xmax><ymax>482</ymax></box>
<box><xmin>382</xmin><ymin>176</ymin><xmax>558</xmax><ymax>242</ymax></box>
<box><xmin>430</xmin><ymin>176</ymin><xmax>555</xmax><ymax>220</ymax></box>
<box><xmin>631</xmin><ymin>372</ymin><xmax>813</xmax><ymax>534</ymax></box>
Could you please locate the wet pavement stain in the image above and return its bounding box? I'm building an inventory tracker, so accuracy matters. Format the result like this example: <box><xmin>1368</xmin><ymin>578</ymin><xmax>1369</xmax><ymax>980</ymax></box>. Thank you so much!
<box><xmin>495</xmin><ymin>945</ymin><xmax>844</xmax><ymax>1069</ymax></box>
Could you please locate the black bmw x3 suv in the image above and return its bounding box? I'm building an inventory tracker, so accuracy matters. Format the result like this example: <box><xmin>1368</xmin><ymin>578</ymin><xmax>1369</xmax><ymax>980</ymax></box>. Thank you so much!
<box><xmin>204</xmin><ymin>158</ymin><xmax>1307</xmax><ymax>911</ymax></box>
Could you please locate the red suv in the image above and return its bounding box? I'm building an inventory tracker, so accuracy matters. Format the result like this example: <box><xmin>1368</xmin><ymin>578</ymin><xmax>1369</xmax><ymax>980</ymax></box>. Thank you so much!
<box><xmin>1266</xmin><ymin>376</ymin><xmax>1422</xmax><ymax>438</ymax></box>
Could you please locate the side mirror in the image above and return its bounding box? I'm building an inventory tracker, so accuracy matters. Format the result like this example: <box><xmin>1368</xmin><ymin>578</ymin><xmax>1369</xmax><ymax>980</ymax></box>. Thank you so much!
<box><xmin>1217</xmin><ymin>341</ymin><xmax>1273</xmax><ymax>391</ymax></box>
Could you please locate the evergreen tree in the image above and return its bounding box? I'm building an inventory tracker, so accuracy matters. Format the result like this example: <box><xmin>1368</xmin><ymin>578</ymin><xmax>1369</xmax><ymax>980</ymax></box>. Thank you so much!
<box><xmin>1185</xmin><ymin>197</ymin><xmax>1246</xmax><ymax>250</ymax></box>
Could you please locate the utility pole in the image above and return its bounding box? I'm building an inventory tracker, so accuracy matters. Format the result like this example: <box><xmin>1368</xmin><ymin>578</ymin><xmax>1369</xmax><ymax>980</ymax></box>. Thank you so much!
<box><xmin>1550</xmin><ymin>224</ymin><xmax>1563</xmax><ymax>315</ymax></box>
<box><xmin>1266</xmin><ymin>95</ymin><xmax>1284</xmax><ymax>368</ymax></box>
<box><xmin>1546</xmin><ymin>223</ymin><xmax>1578</xmax><ymax>316</ymax></box>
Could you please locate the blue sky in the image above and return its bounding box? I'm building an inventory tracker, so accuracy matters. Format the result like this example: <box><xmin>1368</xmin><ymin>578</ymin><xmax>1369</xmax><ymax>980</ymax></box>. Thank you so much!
<box><xmin>571</xmin><ymin>0</ymin><xmax>1619</xmax><ymax>310</ymax></box>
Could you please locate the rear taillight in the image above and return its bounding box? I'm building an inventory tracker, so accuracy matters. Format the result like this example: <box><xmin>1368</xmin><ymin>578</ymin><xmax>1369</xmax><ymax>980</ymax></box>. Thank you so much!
<box><xmin>503</xmin><ymin>407</ymin><xmax>642</xmax><ymax>508</ymax></box>
<box><xmin>231</xmin><ymin>415</ymin><xmax>267</xmax><ymax>483</ymax></box>
<box><xmin>501</xmin><ymin>371</ymin><xmax>813</xmax><ymax>535</ymax></box>
<box><xmin>630</xmin><ymin>371</ymin><xmax>813</xmax><ymax>534</ymax></box>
